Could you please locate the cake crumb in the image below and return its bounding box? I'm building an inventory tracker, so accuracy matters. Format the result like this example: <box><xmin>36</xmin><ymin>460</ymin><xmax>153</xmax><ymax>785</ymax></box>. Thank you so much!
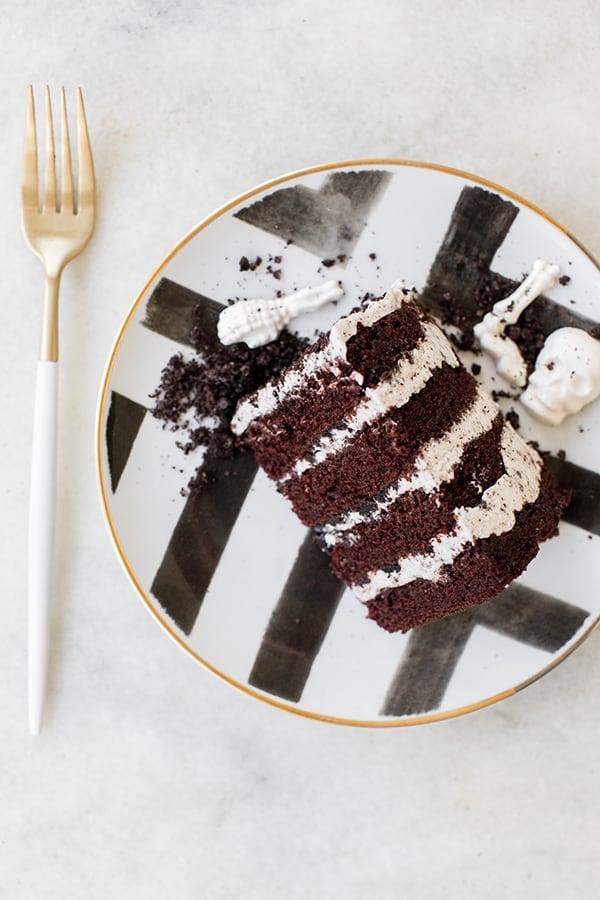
<box><xmin>491</xmin><ymin>388</ymin><xmax>518</xmax><ymax>402</ymax></box>
<box><xmin>505</xmin><ymin>408</ymin><xmax>520</xmax><ymax>430</ymax></box>
<box><xmin>239</xmin><ymin>255</ymin><xmax>262</xmax><ymax>272</ymax></box>
<box><xmin>150</xmin><ymin>306</ymin><xmax>308</xmax><ymax>491</ymax></box>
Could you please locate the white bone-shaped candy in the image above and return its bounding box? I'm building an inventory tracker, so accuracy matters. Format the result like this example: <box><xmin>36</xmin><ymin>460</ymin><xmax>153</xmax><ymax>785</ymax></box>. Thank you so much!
<box><xmin>217</xmin><ymin>280</ymin><xmax>344</xmax><ymax>348</ymax></box>
<box><xmin>473</xmin><ymin>259</ymin><xmax>560</xmax><ymax>386</ymax></box>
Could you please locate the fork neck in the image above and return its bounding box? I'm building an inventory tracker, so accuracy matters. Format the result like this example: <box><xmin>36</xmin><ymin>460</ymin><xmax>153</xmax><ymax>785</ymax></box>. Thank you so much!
<box><xmin>39</xmin><ymin>271</ymin><xmax>62</xmax><ymax>362</ymax></box>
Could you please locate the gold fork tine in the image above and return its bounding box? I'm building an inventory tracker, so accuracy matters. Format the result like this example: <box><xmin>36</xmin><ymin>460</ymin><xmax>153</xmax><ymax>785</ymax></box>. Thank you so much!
<box><xmin>43</xmin><ymin>86</ymin><xmax>57</xmax><ymax>213</ymax></box>
<box><xmin>22</xmin><ymin>85</ymin><xmax>39</xmax><ymax>212</ymax></box>
<box><xmin>76</xmin><ymin>88</ymin><xmax>95</xmax><ymax>212</ymax></box>
<box><xmin>60</xmin><ymin>87</ymin><xmax>74</xmax><ymax>215</ymax></box>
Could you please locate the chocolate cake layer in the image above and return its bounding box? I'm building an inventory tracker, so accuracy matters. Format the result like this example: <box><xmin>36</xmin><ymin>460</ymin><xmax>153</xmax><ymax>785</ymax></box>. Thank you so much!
<box><xmin>327</xmin><ymin>491</ymin><xmax>457</xmax><ymax>583</ymax></box>
<box><xmin>344</xmin><ymin>300</ymin><xmax>426</xmax><ymax>386</ymax></box>
<box><xmin>240</xmin><ymin>369</ymin><xmax>362</xmax><ymax>479</ymax></box>
<box><xmin>281</xmin><ymin>363</ymin><xmax>477</xmax><ymax>526</ymax></box>
<box><xmin>366</xmin><ymin>468</ymin><xmax>569</xmax><ymax>632</ymax></box>
<box><xmin>326</xmin><ymin>412</ymin><xmax>507</xmax><ymax>583</ymax></box>
<box><xmin>236</xmin><ymin>301</ymin><xmax>428</xmax><ymax>479</ymax></box>
<box><xmin>439</xmin><ymin>412</ymin><xmax>506</xmax><ymax>508</ymax></box>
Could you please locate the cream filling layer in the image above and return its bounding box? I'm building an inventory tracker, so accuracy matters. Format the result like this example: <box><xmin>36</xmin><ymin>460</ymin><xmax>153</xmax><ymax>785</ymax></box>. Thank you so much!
<box><xmin>321</xmin><ymin>384</ymin><xmax>498</xmax><ymax>546</ymax></box>
<box><xmin>231</xmin><ymin>283</ymin><xmax>416</xmax><ymax>436</ymax></box>
<box><xmin>284</xmin><ymin>321</ymin><xmax>459</xmax><ymax>481</ymax></box>
<box><xmin>352</xmin><ymin>423</ymin><xmax>542</xmax><ymax>602</ymax></box>
<box><xmin>231</xmin><ymin>346</ymin><xmax>332</xmax><ymax>435</ymax></box>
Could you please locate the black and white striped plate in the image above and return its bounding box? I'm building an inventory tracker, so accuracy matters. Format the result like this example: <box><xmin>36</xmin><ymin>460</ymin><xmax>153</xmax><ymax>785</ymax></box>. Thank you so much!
<box><xmin>96</xmin><ymin>160</ymin><xmax>600</xmax><ymax>726</ymax></box>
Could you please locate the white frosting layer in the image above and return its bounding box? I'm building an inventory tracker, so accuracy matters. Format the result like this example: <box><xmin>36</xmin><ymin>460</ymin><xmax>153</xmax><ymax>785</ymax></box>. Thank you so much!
<box><xmin>231</xmin><ymin>282</ymin><xmax>416</xmax><ymax>435</ymax></box>
<box><xmin>285</xmin><ymin>320</ymin><xmax>459</xmax><ymax>479</ymax></box>
<box><xmin>321</xmin><ymin>384</ymin><xmax>498</xmax><ymax>546</ymax></box>
<box><xmin>218</xmin><ymin>280</ymin><xmax>344</xmax><ymax>349</ymax></box>
<box><xmin>231</xmin><ymin>345</ymin><xmax>333</xmax><ymax>435</ymax></box>
<box><xmin>352</xmin><ymin>423</ymin><xmax>542</xmax><ymax>601</ymax></box>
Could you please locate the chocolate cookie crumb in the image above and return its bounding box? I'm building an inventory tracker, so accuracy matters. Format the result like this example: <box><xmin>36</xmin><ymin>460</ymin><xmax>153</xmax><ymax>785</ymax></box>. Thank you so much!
<box><xmin>239</xmin><ymin>255</ymin><xmax>262</xmax><ymax>272</ymax></box>
<box><xmin>150</xmin><ymin>306</ymin><xmax>308</xmax><ymax>490</ymax></box>
<box><xmin>505</xmin><ymin>408</ymin><xmax>520</xmax><ymax>430</ymax></box>
<box><xmin>491</xmin><ymin>388</ymin><xmax>519</xmax><ymax>402</ymax></box>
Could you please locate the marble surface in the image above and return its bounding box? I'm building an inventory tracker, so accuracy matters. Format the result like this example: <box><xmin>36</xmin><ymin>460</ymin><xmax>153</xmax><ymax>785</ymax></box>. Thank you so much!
<box><xmin>2</xmin><ymin>2</ymin><xmax>600</xmax><ymax>897</ymax></box>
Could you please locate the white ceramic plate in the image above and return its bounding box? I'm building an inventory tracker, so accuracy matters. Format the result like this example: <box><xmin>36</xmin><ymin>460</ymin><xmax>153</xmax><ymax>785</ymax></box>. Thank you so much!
<box><xmin>96</xmin><ymin>159</ymin><xmax>600</xmax><ymax>726</ymax></box>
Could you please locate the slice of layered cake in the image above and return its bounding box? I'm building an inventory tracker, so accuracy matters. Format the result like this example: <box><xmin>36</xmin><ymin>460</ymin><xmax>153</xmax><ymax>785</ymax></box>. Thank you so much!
<box><xmin>231</xmin><ymin>284</ymin><xmax>570</xmax><ymax>632</ymax></box>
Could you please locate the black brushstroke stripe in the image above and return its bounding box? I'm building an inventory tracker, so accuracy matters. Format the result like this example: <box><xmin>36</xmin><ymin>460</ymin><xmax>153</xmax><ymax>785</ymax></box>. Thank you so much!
<box><xmin>382</xmin><ymin>615</ymin><xmax>475</xmax><ymax>716</ymax></box>
<box><xmin>150</xmin><ymin>451</ymin><xmax>258</xmax><ymax>635</ymax></box>
<box><xmin>382</xmin><ymin>583</ymin><xmax>589</xmax><ymax>717</ymax></box>
<box><xmin>474</xmin><ymin>583</ymin><xmax>589</xmax><ymax>653</ymax></box>
<box><xmin>234</xmin><ymin>170</ymin><xmax>393</xmax><ymax>259</ymax></box>
<box><xmin>545</xmin><ymin>454</ymin><xmax>600</xmax><ymax>535</ymax></box>
<box><xmin>420</xmin><ymin>185</ymin><xmax>519</xmax><ymax>322</ymax></box>
<box><xmin>105</xmin><ymin>392</ymin><xmax>147</xmax><ymax>492</ymax></box>
<box><xmin>510</xmin><ymin>294</ymin><xmax>600</xmax><ymax>340</ymax></box>
<box><xmin>248</xmin><ymin>533</ymin><xmax>346</xmax><ymax>702</ymax></box>
<box><xmin>142</xmin><ymin>277</ymin><xmax>224</xmax><ymax>347</ymax></box>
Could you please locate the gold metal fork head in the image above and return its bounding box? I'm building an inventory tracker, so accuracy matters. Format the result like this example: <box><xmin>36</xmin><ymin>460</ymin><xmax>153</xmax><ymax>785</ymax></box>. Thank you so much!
<box><xmin>22</xmin><ymin>85</ymin><xmax>96</xmax><ymax>269</ymax></box>
<box><xmin>21</xmin><ymin>86</ymin><xmax>96</xmax><ymax>360</ymax></box>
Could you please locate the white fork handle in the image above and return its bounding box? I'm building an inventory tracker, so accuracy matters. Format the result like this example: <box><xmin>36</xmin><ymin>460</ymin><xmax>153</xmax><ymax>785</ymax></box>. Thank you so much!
<box><xmin>28</xmin><ymin>359</ymin><xmax>58</xmax><ymax>735</ymax></box>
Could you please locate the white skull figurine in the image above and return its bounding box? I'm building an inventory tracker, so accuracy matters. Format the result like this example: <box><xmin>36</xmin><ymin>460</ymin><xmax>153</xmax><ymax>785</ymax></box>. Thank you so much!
<box><xmin>521</xmin><ymin>327</ymin><xmax>600</xmax><ymax>425</ymax></box>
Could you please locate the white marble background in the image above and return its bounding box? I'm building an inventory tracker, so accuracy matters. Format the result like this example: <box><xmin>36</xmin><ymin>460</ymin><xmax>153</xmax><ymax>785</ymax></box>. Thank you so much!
<box><xmin>2</xmin><ymin>1</ymin><xmax>600</xmax><ymax>897</ymax></box>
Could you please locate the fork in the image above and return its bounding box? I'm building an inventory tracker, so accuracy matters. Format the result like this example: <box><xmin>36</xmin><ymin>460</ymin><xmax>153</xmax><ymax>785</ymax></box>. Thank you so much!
<box><xmin>22</xmin><ymin>86</ymin><xmax>96</xmax><ymax>735</ymax></box>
